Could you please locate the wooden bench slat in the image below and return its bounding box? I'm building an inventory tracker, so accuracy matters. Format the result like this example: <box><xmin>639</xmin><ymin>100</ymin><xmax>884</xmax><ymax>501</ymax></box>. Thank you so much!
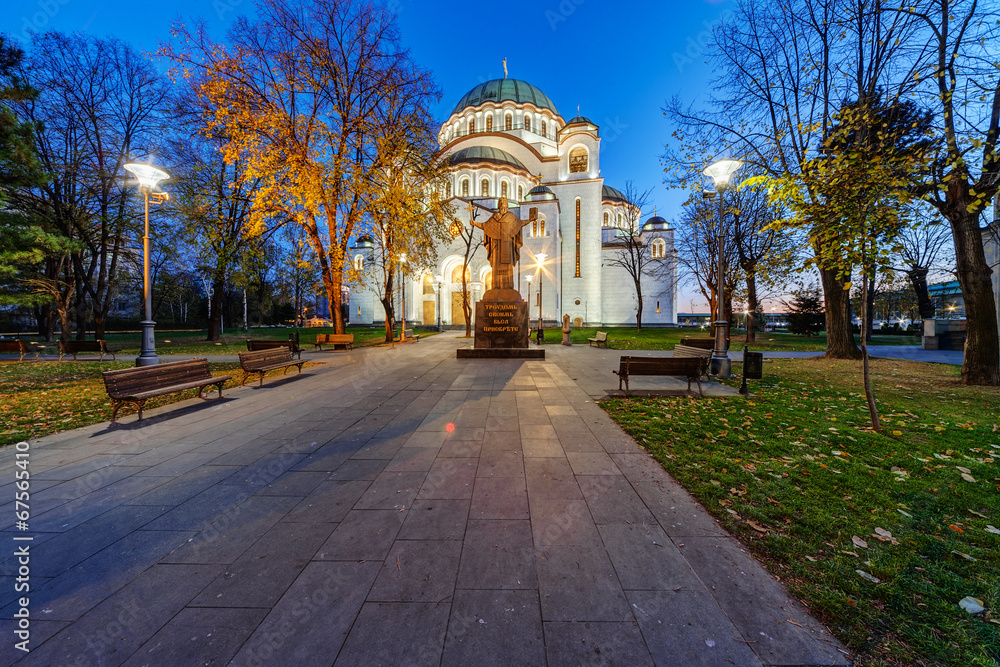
<box><xmin>0</xmin><ymin>340</ymin><xmax>39</xmax><ymax>362</ymax></box>
<box><xmin>102</xmin><ymin>358</ymin><xmax>229</xmax><ymax>421</ymax></box>
<box><xmin>314</xmin><ymin>334</ymin><xmax>354</xmax><ymax>350</ymax></box>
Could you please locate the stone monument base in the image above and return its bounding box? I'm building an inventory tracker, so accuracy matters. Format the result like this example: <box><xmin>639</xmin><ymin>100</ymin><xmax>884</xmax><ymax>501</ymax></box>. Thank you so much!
<box><xmin>456</xmin><ymin>347</ymin><xmax>545</xmax><ymax>359</ymax></box>
<box><xmin>474</xmin><ymin>289</ymin><xmax>530</xmax><ymax>349</ymax></box>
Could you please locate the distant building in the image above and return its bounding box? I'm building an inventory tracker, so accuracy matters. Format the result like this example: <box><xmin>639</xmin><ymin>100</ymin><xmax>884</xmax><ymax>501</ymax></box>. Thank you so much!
<box><xmin>928</xmin><ymin>279</ymin><xmax>965</xmax><ymax>318</ymax></box>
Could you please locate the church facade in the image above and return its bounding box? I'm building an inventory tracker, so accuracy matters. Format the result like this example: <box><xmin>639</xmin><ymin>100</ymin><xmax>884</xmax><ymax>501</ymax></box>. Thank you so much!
<box><xmin>350</xmin><ymin>78</ymin><xmax>677</xmax><ymax>328</ymax></box>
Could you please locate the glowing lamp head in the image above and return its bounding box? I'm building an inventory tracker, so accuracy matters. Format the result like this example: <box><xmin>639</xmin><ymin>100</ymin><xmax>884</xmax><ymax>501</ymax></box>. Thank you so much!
<box><xmin>535</xmin><ymin>253</ymin><xmax>547</xmax><ymax>267</ymax></box>
<box><xmin>703</xmin><ymin>159</ymin><xmax>742</xmax><ymax>193</ymax></box>
<box><xmin>124</xmin><ymin>162</ymin><xmax>169</xmax><ymax>191</ymax></box>
<box><xmin>525</xmin><ymin>274</ymin><xmax>533</xmax><ymax>284</ymax></box>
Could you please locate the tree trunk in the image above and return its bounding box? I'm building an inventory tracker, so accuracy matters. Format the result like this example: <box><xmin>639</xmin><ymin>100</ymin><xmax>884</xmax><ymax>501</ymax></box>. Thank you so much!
<box><xmin>207</xmin><ymin>274</ymin><xmax>225</xmax><ymax>341</ymax></box>
<box><xmin>860</xmin><ymin>269</ymin><xmax>880</xmax><ymax>431</ymax></box>
<box><xmin>819</xmin><ymin>266</ymin><xmax>861</xmax><ymax>359</ymax></box>
<box><xmin>635</xmin><ymin>281</ymin><xmax>643</xmax><ymax>330</ymax></box>
<box><xmin>381</xmin><ymin>296</ymin><xmax>395</xmax><ymax>343</ymax></box>
<box><xmin>329</xmin><ymin>271</ymin><xmax>345</xmax><ymax>335</ymax></box>
<box><xmin>865</xmin><ymin>266</ymin><xmax>876</xmax><ymax>343</ymax></box>
<box><xmin>948</xmin><ymin>208</ymin><xmax>1000</xmax><ymax>385</ymax></box>
<box><xmin>745</xmin><ymin>275</ymin><xmax>758</xmax><ymax>344</ymax></box>
<box><xmin>906</xmin><ymin>267</ymin><xmax>935</xmax><ymax>319</ymax></box>
<box><xmin>93</xmin><ymin>313</ymin><xmax>107</xmax><ymax>340</ymax></box>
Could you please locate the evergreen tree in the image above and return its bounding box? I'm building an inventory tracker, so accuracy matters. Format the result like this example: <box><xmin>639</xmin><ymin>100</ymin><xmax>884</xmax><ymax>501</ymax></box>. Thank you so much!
<box><xmin>786</xmin><ymin>287</ymin><xmax>825</xmax><ymax>337</ymax></box>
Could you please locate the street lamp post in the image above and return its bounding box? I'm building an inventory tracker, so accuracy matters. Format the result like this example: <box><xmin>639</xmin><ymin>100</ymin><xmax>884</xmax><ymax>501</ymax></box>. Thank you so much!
<box><xmin>435</xmin><ymin>274</ymin><xmax>443</xmax><ymax>332</ymax></box>
<box><xmin>399</xmin><ymin>254</ymin><xmax>407</xmax><ymax>340</ymax></box>
<box><xmin>124</xmin><ymin>162</ymin><xmax>170</xmax><ymax>367</ymax></box>
<box><xmin>536</xmin><ymin>253</ymin><xmax>547</xmax><ymax>341</ymax></box>
<box><xmin>703</xmin><ymin>158</ymin><xmax>742</xmax><ymax>376</ymax></box>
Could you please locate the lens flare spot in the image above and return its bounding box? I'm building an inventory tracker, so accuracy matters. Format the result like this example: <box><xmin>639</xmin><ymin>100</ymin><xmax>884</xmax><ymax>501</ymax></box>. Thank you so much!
<box><xmin>446</xmin><ymin>423</ymin><xmax>455</xmax><ymax>433</ymax></box>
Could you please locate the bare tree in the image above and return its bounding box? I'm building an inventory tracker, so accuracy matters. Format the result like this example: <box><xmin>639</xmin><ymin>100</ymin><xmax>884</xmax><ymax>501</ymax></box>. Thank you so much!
<box><xmin>673</xmin><ymin>194</ymin><xmax>741</xmax><ymax>334</ymax></box>
<box><xmin>890</xmin><ymin>0</ymin><xmax>1000</xmax><ymax>384</ymax></box>
<box><xmin>11</xmin><ymin>32</ymin><xmax>170</xmax><ymax>339</ymax></box>
<box><xmin>664</xmin><ymin>0</ymin><xmax>927</xmax><ymax>359</ymax></box>
<box><xmin>603</xmin><ymin>181</ymin><xmax>655</xmax><ymax>329</ymax></box>
<box><xmin>893</xmin><ymin>208</ymin><xmax>954</xmax><ymax>318</ymax></box>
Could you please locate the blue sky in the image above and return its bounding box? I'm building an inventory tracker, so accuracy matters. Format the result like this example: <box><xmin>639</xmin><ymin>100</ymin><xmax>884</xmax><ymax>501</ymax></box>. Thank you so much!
<box><xmin>3</xmin><ymin>0</ymin><xmax>733</xmax><ymax>311</ymax></box>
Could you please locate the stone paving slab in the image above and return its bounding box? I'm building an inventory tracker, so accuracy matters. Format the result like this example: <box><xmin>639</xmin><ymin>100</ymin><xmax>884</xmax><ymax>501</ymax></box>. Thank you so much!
<box><xmin>0</xmin><ymin>332</ymin><xmax>849</xmax><ymax>665</ymax></box>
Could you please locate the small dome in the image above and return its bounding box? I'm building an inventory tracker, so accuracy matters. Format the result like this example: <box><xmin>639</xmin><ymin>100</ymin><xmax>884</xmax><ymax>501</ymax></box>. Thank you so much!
<box><xmin>527</xmin><ymin>185</ymin><xmax>556</xmax><ymax>201</ymax></box>
<box><xmin>642</xmin><ymin>216</ymin><xmax>669</xmax><ymax>231</ymax></box>
<box><xmin>446</xmin><ymin>146</ymin><xmax>529</xmax><ymax>173</ymax></box>
<box><xmin>602</xmin><ymin>185</ymin><xmax>628</xmax><ymax>203</ymax></box>
<box><xmin>354</xmin><ymin>235</ymin><xmax>375</xmax><ymax>247</ymax></box>
<box><xmin>452</xmin><ymin>79</ymin><xmax>558</xmax><ymax>116</ymax></box>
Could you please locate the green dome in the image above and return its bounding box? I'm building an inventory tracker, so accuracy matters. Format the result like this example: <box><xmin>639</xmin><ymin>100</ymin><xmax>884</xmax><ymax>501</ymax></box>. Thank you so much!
<box><xmin>603</xmin><ymin>185</ymin><xmax>628</xmax><ymax>203</ymax></box>
<box><xmin>452</xmin><ymin>79</ymin><xmax>558</xmax><ymax>116</ymax></box>
<box><xmin>447</xmin><ymin>146</ymin><xmax>528</xmax><ymax>172</ymax></box>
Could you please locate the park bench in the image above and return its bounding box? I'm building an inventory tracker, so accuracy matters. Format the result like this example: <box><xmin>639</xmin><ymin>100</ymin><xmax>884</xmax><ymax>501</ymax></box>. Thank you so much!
<box><xmin>588</xmin><ymin>331</ymin><xmax>610</xmax><ymax>348</ymax></box>
<box><xmin>402</xmin><ymin>328</ymin><xmax>421</xmax><ymax>342</ymax></box>
<box><xmin>58</xmin><ymin>339</ymin><xmax>119</xmax><ymax>362</ymax></box>
<box><xmin>314</xmin><ymin>333</ymin><xmax>354</xmax><ymax>350</ymax></box>
<box><xmin>613</xmin><ymin>355</ymin><xmax>707</xmax><ymax>396</ymax></box>
<box><xmin>246</xmin><ymin>338</ymin><xmax>303</xmax><ymax>359</ymax></box>
<box><xmin>102</xmin><ymin>358</ymin><xmax>230</xmax><ymax>422</ymax></box>
<box><xmin>0</xmin><ymin>340</ymin><xmax>40</xmax><ymax>362</ymax></box>
<box><xmin>238</xmin><ymin>347</ymin><xmax>305</xmax><ymax>387</ymax></box>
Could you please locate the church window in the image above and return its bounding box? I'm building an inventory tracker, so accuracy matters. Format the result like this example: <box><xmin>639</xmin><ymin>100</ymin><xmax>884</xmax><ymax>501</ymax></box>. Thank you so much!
<box><xmin>532</xmin><ymin>218</ymin><xmax>537</xmax><ymax>237</ymax></box>
<box><xmin>575</xmin><ymin>198</ymin><xmax>581</xmax><ymax>277</ymax></box>
<box><xmin>484</xmin><ymin>270</ymin><xmax>492</xmax><ymax>291</ymax></box>
<box><xmin>518</xmin><ymin>185</ymin><xmax>524</xmax><ymax>201</ymax></box>
<box><xmin>461</xmin><ymin>179</ymin><xmax>469</xmax><ymax>197</ymax></box>
<box><xmin>651</xmin><ymin>238</ymin><xmax>666</xmax><ymax>258</ymax></box>
<box><xmin>469</xmin><ymin>118</ymin><xmax>475</xmax><ymax>133</ymax></box>
<box><xmin>539</xmin><ymin>217</ymin><xmax>546</xmax><ymax>237</ymax></box>
<box><xmin>524</xmin><ymin>116</ymin><xmax>531</xmax><ymax>133</ymax></box>
<box><xmin>656</xmin><ymin>301</ymin><xmax>661</xmax><ymax>313</ymax></box>
<box><xmin>541</xmin><ymin>119</ymin><xmax>547</xmax><ymax>136</ymax></box>
<box><xmin>617</xmin><ymin>213</ymin><xmax>623</xmax><ymax>228</ymax></box>
<box><xmin>603</xmin><ymin>211</ymin><xmax>609</xmax><ymax>226</ymax></box>
<box><xmin>501</xmin><ymin>181</ymin><xmax>508</xmax><ymax>199</ymax></box>
<box><xmin>481</xmin><ymin>178</ymin><xmax>490</xmax><ymax>196</ymax></box>
<box><xmin>451</xmin><ymin>265</ymin><xmax>470</xmax><ymax>282</ymax></box>
<box><xmin>505</xmin><ymin>114</ymin><xmax>512</xmax><ymax>131</ymax></box>
<box><xmin>486</xmin><ymin>115</ymin><xmax>493</xmax><ymax>132</ymax></box>
<box><xmin>422</xmin><ymin>274</ymin><xmax>434</xmax><ymax>295</ymax></box>
<box><xmin>354</xmin><ymin>255</ymin><xmax>364</xmax><ymax>271</ymax></box>
<box><xmin>569</xmin><ymin>146</ymin><xmax>588</xmax><ymax>173</ymax></box>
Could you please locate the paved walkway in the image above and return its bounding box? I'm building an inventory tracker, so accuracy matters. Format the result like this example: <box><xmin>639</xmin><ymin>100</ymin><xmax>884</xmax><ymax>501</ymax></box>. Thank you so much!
<box><xmin>1</xmin><ymin>334</ymin><xmax>848</xmax><ymax>666</ymax></box>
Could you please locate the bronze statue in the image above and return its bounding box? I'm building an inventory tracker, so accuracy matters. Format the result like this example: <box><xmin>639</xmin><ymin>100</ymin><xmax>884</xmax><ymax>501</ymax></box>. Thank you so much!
<box><xmin>471</xmin><ymin>197</ymin><xmax>537</xmax><ymax>291</ymax></box>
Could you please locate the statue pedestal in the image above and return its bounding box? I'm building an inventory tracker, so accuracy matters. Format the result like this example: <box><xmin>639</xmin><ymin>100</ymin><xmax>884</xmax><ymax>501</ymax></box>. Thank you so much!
<box><xmin>456</xmin><ymin>288</ymin><xmax>544</xmax><ymax>359</ymax></box>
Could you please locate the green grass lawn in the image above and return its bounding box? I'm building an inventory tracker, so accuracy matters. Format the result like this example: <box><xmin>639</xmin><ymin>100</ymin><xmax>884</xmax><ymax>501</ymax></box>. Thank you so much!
<box><xmin>0</xmin><ymin>360</ymin><xmax>323</xmax><ymax>446</ymax></box>
<box><xmin>602</xmin><ymin>358</ymin><xmax>999</xmax><ymax>666</ymax></box>
<box><xmin>5</xmin><ymin>325</ymin><xmax>440</xmax><ymax>358</ymax></box>
<box><xmin>535</xmin><ymin>326</ymin><xmax>918</xmax><ymax>351</ymax></box>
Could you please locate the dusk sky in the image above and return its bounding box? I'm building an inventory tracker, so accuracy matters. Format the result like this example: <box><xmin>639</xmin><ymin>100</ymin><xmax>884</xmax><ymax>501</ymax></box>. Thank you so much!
<box><xmin>2</xmin><ymin>0</ymin><xmax>734</xmax><ymax>312</ymax></box>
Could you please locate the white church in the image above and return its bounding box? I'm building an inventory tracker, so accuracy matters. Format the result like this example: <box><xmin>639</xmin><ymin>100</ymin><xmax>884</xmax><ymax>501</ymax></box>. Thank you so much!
<box><xmin>350</xmin><ymin>77</ymin><xmax>677</xmax><ymax>328</ymax></box>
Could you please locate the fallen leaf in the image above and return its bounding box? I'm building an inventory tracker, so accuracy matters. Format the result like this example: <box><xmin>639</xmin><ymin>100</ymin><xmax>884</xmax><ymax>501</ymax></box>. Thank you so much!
<box><xmin>856</xmin><ymin>570</ymin><xmax>881</xmax><ymax>584</ymax></box>
<box><xmin>961</xmin><ymin>473</ymin><xmax>976</xmax><ymax>483</ymax></box>
<box><xmin>952</xmin><ymin>551</ymin><xmax>977</xmax><ymax>562</ymax></box>
<box><xmin>958</xmin><ymin>597</ymin><xmax>985</xmax><ymax>614</ymax></box>
<box><xmin>874</xmin><ymin>527</ymin><xmax>892</xmax><ymax>538</ymax></box>
<box><xmin>957</xmin><ymin>466</ymin><xmax>972</xmax><ymax>474</ymax></box>
<box><xmin>949</xmin><ymin>525</ymin><xmax>965</xmax><ymax>533</ymax></box>
<box><xmin>968</xmin><ymin>510</ymin><xmax>989</xmax><ymax>519</ymax></box>
<box><xmin>852</xmin><ymin>536</ymin><xmax>869</xmax><ymax>549</ymax></box>
<box><xmin>985</xmin><ymin>525</ymin><xmax>1000</xmax><ymax>535</ymax></box>
<box><xmin>746</xmin><ymin>520</ymin><xmax>768</xmax><ymax>533</ymax></box>
<box><xmin>897</xmin><ymin>509</ymin><xmax>913</xmax><ymax>518</ymax></box>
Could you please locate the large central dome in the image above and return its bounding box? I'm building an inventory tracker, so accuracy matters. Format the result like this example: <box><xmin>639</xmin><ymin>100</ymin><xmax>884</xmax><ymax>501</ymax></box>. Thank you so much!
<box><xmin>451</xmin><ymin>79</ymin><xmax>558</xmax><ymax>116</ymax></box>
